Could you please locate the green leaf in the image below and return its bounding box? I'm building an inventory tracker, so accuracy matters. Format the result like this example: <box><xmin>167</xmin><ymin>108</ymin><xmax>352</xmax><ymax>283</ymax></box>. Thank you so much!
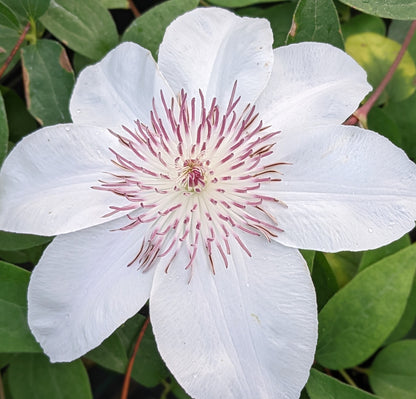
<box><xmin>207</xmin><ymin>0</ymin><xmax>284</xmax><ymax>7</ymax></box>
<box><xmin>0</xmin><ymin>261</ymin><xmax>41</xmax><ymax>352</ymax></box>
<box><xmin>0</xmin><ymin>243</ymin><xmax>45</xmax><ymax>266</ymax></box>
<box><xmin>369</xmin><ymin>340</ymin><xmax>416</xmax><ymax>399</ymax></box>
<box><xmin>86</xmin><ymin>330</ymin><xmax>128</xmax><ymax>374</ymax></box>
<box><xmin>384</xmin><ymin>274</ymin><xmax>416</xmax><ymax>345</ymax></box>
<box><xmin>316</xmin><ymin>244</ymin><xmax>416</xmax><ymax>369</ymax></box>
<box><xmin>307</xmin><ymin>369</ymin><xmax>378</xmax><ymax>399</ymax></box>
<box><xmin>359</xmin><ymin>234</ymin><xmax>410</xmax><ymax>272</ymax></box>
<box><xmin>0</xmin><ymin>0</ymin><xmax>50</xmax><ymax>20</ymax></box>
<box><xmin>237</xmin><ymin>3</ymin><xmax>297</xmax><ymax>47</ymax></box>
<box><xmin>6</xmin><ymin>354</ymin><xmax>92</xmax><ymax>399</ymax></box>
<box><xmin>345</xmin><ymin>33</ymin><xmax>416</xmax><ymax>104</ymax></box>
<box><xmin>0</xmin><ymin>19</ymin><xmax>25</xmax><ymax>77</ymax></box>
<box><xmin>389</xmin><ymin>20</ymin><xmax>416</xmax><ymax>64</ymax></box>
<box><xmin>171</xmin><ymin>377</ymin><xmax>191</xmax><ymax>399</ymax></box>
<box><xmin>122</xmin><ymin>0</ymin><xmax>198</xmax><ymax>60</ymax></box>
<box><xmin>87</xmin><ymin>314</ymin><xmax>168</xmax><ymax>387</ymax></box>
<box><xmin>367</xmin><ymin>107</ymin><xmax>402</xmax><ymax>148</ymax></box>
<box><xmin>0</xmin><ymin>231</ymin><xmax>51</xmax><ymax>251</ymax></box>
<box><xmin>286</xmin><ymin>0</ymin><xmax>344</xmax><ymax>49</ymax></box>
<box><xmin>40</xmin><ymin>0</ymin><xmax>118</xmax><ymax>61</ymax></box>
<box><xmin>21</xmin><ymin>39</ymin><xmax>74</xmax><ymax>126</ymax></box>
<box><xmin>341</xmin><ymin>14</ymin><xmax>385</xmax><ymax>40</ymax></box>
<box><xmin>0</xmin><ymin>353</ymin><xmax>15</xmax><ymax>369</ymax></box>
<box><xmin>312</xmin><ymin>252</ymin><xmax>338</xmax><ymax>311</ymax></box>
<box><xmin>337</xmin><ymin>0</ymin><xmax>416</xmax><ymax>20</ymax></box>
<box><xmin>131</xmin><ymin>323</ymin><xmax>169</xmax><ymax>387</ymax></box>
<box><xmin>324</xmin><ymin>251</ymin><xmax>361</xmax><ymax>287</ymax></box>
<box><xmin>384</xmin><ymin>92</ymin><xmax>416</xmax><ymax>162</ymax></box>
<box><xmin>0</xmin><ymin>2</ymin><xmax>20</xmax><ymax>29</ymax></box>
<box><xmin>301</xmin><ymin>249</ymin><xmax>315</xmax><ymax>272</ymax></box>
<box><xmin>0</xmin><ymin>91</ymin><xmax>8</xmax><ymax>165</ymax></box>
<box><xmin>101</xmin><ymin>0</ymin><xmax>129</xmax><ymax>8</ymax></box>
<box><xmin>0</xmin><ymin>86</ymin><xmax>37</xmax><ymax>143</ymax></box>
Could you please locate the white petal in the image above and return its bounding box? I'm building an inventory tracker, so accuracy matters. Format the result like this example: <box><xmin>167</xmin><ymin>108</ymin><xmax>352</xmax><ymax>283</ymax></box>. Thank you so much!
<box><xmin>28</xmin><ymin>219</ymin><xmax>154</xmax><ymax>362</ymax></box>
<box><xmin>150</xmin><ymin>235</ymin><xmax>317</xmax><ymax>399</ymax></box>
<box><xmin>158</xmin><ymin>8</ymin><xmax>273</xmax><ymax>110</ymax></box>
<box><xmin>255</xmin><ymin>42</ymin><xmax>371</xmax><ymax>130</ymax></box>
<box><xmin>70</xmin><ymin>42</ymin><xmax>175</xmax><ymax>130</ymax></box>
<box><xmin>0</xmin><ymin>124</ymin><xmax>128</xmax><ymax>235</ymax></box>
<box><xmin>265</xmin><ymin>125</ymin><xmax>416</xmax><ymax>252</ymax></box>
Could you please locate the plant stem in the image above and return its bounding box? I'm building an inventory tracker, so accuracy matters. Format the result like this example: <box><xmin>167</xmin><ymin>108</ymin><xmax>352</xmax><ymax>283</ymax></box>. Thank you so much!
<box><xmin>120</xmin><ymin>316</ymin><xmax>150</xmax><ymax>399</ymax></box>
<box><xmin>160</xmin><ymin>380</ymin><xmax>172</xmax><ymax>399</ymax></box>
<box><xmin>0</xmin><ymin>21</ymin><xmax>31</xmax><ymax>80</ymax></box>
<box><xmin>128</xmin><ymin>0</ymin><xmax>140</xmax><ymax>17</ymax></box>
<box><xmin>345</xmin><ymin>19</ymin><xmax>416</xmax><ymax>126</ymax></box>
<box><xmin>354</xmin><ymin>366</ymin><xmax>370</xmax><ymax>375</ymax></box>
<box><xmin>339</xmin><ymin>369</ymin><xmax>358</xmax><ymax>388</ymax></box>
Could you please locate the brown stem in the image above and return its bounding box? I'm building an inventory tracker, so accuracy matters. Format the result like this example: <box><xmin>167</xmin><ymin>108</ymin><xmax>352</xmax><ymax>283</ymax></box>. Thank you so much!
<box><xmin>345</xmin><ymin>20</ymin><xmax>416</xmax><ymax>126</ymax></box>
<box><xmin>128</xmin><ymin>0</ymin><xmax>140</xmax><ymax>18</ymax></box>
<box><xmin>0</xmin><ymin>21</ymin><xmax>31</xmax><ymax>80</ymax></box>
<box><xmin>120</xmin><ymin>316</ymin><xmax>150</xmax><ymax>399</ymax></box>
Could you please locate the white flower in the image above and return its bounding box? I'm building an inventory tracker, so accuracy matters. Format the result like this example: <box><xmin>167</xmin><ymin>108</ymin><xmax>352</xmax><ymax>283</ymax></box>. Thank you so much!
<box><xmin>1</xmin><ymin>7</ymin><xmax>416</xmax><ymax>399</ymax></box>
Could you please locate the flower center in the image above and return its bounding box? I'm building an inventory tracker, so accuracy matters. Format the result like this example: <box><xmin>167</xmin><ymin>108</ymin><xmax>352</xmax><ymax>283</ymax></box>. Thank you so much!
<box><xmin>180</xmin><ymin>158</ymin><xmax>207</xmax><ymax>191</ymax></box>
<box><xmin>94</xmin><ymin>82</ymin><xmax>286</xmax><ymax>275</ymax></box>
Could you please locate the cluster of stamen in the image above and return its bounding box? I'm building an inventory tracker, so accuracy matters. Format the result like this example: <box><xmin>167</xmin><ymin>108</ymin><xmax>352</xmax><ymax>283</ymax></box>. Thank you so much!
<box><xmin>93</xmin><ymin>82</ymin><xmax>286</xmax><ymax>276</ymax></box>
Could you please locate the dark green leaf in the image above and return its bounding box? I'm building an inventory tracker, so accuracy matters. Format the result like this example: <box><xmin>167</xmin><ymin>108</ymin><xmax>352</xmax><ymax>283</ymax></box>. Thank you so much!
<box><xmin>324</xmin><ymin>251</ymin><xmax>361</xmax><ymax>287</ymax></box>
<box><xmin>341</xmin><ymin>14</ymin><xmax>385</xmax><ymax>39</ymax></box>
<box><xmin>0</xmin><ymin>0</ymin><xmax>50</xmax><ymax>20</ymax></box>
<box><xmin>0</xmin><ymin>90</ymin><xmax>8</xmax><ymax>165</ymax></box>
<box><xmin>359</xmin><ymin>234</ymin><xmax>410</xmax><ymax>271</ymax></box>
<box><xmin>208</xmin><ymin>0</ymin><xmax>284</xmax><ymax>7</ymax></box>
<box><xmin>40</xmin><ymin>0</ymin><xmax>118</xmax><ymax>61</ymax></box>
<box><xmin>0</xmin><ymin>261</ymin><xmax>41</xmax><ymax>352</ymax></box>
<box><xmin>384</xmin><ymin>92</ymin><xmax>416</xmax><ymax>162</ymax></box>
<box><xmin>21</xmin><ymin>39</ymin><xmax>74</xmax><ymax>126</ymax></box>
<box><xmin>0</xmin><ymin>231</ymin><xmax>51</xmax><ymax>251</ymax></box>
<box><xmin>72</xmin><ymin>53</ymin><xmax>94</xmax><ymax>75</ymax></box>
<box><xmin>345</xmin><ymin>33</ymin><xmax>416</xmax><ymax>104</ymax></box>
<box><xmin>0</xmin><ymin>86</ymin><xmax>38</xmax><ymax>143</ymax></box>
<box><xmin>312</xmin><ymin>252</ymin><xmax>338</xmax><ymax>311</ymax></box>
<box><xmin>0</xmin><ymin>243</ymin><xmax>46</xmax><ymax>265</ymax></box>
<box><xmin>301</xmin><ymin>250</ymin><xmax>315</xmax><ymax>272</ymax></box>
<box><xmin>384</xmin><ymin>275</ymin><xmax>416</xmax><ymax>345</ymax></box>
<box><xmin>171</xmin><ymin>377</ymin><xmax>191</xmax><ymax>399</ymax></box>
<box><xmin>237</xmin><ymin>3</ymin><xmax>297</xmax><ymax>47</ymax></box>
<box><xmin>307</xmin><ymin>368</ymin><xmax>378</xmax><ymax>399</ymax></box>
<box><xmin>6</xmin><ymin>354</ymin><xmax>92</xmax><ymax>399</ymax></box>
<box><xmin>286</xmin><ymin>0</ymin><xmax>344</xmax><ymax>49</ymax></box>
<box><xmin>300</xmin><ymin>389</ymin><xmax>311</xmax><ymax>399</ymax></box>
<box><xmin>0</xmin><ymin>2</ymin><xmax>20</xmax><ymax>29</ymax></box>
<box><xmin>316</xmin><ymin>244</ymin><xmax>416</xmax><ymax>369</ymax></box>
<box><xmin>87</xmin><ymin>314</ymin><xmax>168</xmax><ymax>387</ymax></box>
<box><xmin>131</xmin><ymin>323</ymin><xmax>169</xmax><ymax>387</ymax></box>
<box><xmin>389</xmin><ymin>20</ymin><xmax>416</xmax><ymax>64</ymax></box>
<box><xmin>338</xmin><ymin>0</ymin><xmax>416</xmax><ymax>20</ymax></box>
<box><xmin>369</xmin><ymin>340</ymin><xmax>416</xmax><ymax>399</ymax></box>
<box><xmin>86</xmin><ymin>330</ymin><xmax>128</xmax><ymax>374</ymax></box>
<box><xmin>0</xmin><ymin>21</ymin><xmax>25</xmax><ymax>77</ymax></box>
<box><xmin>0</xmin><ymin>353</ymin><xmax>15</xmax><ymax>369</ymax></box>
<box><xmin>123</xmin><ymin>0</ymin><xmax>198</xmax><ymax>60</ymax></box>
<box><xmin>117</xmin><ymin>314</ymin><xmax>169</xmax><ymax>387</ymax></box>
<box><xmin>367</xmin><ymin>107</ymin><xmax>402</xmax><ymax>149</ymax></box>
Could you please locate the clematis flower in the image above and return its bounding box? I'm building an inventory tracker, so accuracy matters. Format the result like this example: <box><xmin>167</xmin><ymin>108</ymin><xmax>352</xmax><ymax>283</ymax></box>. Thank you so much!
<box><xmin>1</xmin><ymin>6</ymin><xmax>416</xmax><ymax>399</ymax></box>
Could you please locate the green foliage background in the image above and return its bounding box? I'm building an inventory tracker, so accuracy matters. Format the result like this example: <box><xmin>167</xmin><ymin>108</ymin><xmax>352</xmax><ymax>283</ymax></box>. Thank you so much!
<box><xmin>0</xmin><ymin>0</ymin><xmax>416</xmax><ymax>398</ymax></box>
